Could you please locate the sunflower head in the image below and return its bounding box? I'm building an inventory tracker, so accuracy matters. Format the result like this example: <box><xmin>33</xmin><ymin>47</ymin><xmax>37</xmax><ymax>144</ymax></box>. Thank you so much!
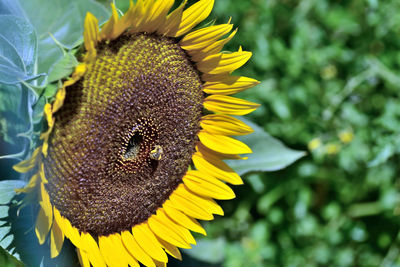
<box><xmin>13</xmin><ymin>0</ymin><xmax>260</xmax><ymax>266</ymax></box>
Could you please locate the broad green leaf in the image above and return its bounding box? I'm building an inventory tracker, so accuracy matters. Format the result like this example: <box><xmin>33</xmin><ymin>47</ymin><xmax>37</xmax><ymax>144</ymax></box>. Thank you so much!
<box><xmin>0</xmin><ymin>0</ymin><xmax>26</xmax><ymax>17</ymax></box>
<box><xmin>19</xmin><ymin>0</ymin><xmax>109</xmax><ymax>75</ymax></box>
<box><xmin>226</xmin><ymin>118</ymin><xmax>305</xmax><ymax>175</ymax></box>
<box><xmin>0</xmin><ymin>13</ymin><xmax>40</xmax><ymax>159</ymax></box>
<box><xmin>0</xmin><ymin>15</ymin><xmax>37</xmax><ymax>84</ymax></box>
<box><xmin>42</xmin><ymin>83</ymin><xmax>59</xmax><ymax>100</ymax></box>
<box><xmin>31</xmin><ymin>96</ymin><xmax>46</xmax><ymax>125</ymax></box>
<box><xmin>0</xmin><ymin>84</ymin><xmax>34</xmax><ymax>158</ymax></box>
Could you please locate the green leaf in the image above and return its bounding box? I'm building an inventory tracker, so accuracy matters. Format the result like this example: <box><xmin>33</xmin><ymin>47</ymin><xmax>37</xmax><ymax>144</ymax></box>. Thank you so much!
<box><xmin>0</xmin><ymin>0</ymin><xmax>26</xmax><ymax>17</ymax></box>
<box><xmin>0</xmin><ymin>225</ymin><xmax>13</xmax><ymax>255</ymax></box>
<box><xmin>0</xmin><ymin>12</ymin><xmax>40</xmax><ymax>159</ymax></box>
<box><xmin>0</xmin><ymin>180</ymin><xmax>26</xmax><ymax>206</ymax></box>
<box><xmin>47</xmin><ymin>51</ymin><xmax>78</xmax><ymax>83</ymax></box>
<box><xmin>42</xmin><ymin>83</ymin><xmax>60</xmax><ymax>100</ymax></box>
<box><xmin>0</xmin><ymin>83</ymin><xmax>34</xmax><ymax>159</ymax></box>
<box><xmin>0</xmin><ymin>246</ymin><xmax>24</xmax><ymax>267</ymax></box>
<box><xmin>0</xmin><ymin>180</ymin><xmax>26</xmax><ymax>261</ymax></box>
<box><xmin>183</xmin><ymin>238</ymin><xmax>226</xmax><ymax>264</ymax></box>
<box><xmin>0</xmin><ymin>15</ymin><xmax>37</xmax><ymax>84</ymax></box>
<box><xmin>226</xmin><ymin>118</ymin><xmax>306</xmax><ymax>175</ymax></box>
<box><xmin>19</xmin><ymin>0</ymin><xmax>109</xmax><ymax>75</ymax></box>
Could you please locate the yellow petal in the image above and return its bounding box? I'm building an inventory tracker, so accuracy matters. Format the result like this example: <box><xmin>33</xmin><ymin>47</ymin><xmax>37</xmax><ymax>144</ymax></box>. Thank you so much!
<box><xmin>72</xmin><ymin>63</ymin><xmax>87</xmax><ymax>79</ymax></box>
<box><xmin>99</xmin><ymin>3</ymin><xmax>119</xmax><ymax>41</ymax></box>
<box><xmin>132</xmin><ymin>223</ymin><xmax>168</xmax><ymax>263</ymax></box>
<box><xmin>180</xmin><ymin>23</ymin><xmax>233</xmax><ymax>49</ymax></box>
<box><xmin>168</xmin><ymin>190</ymin><xmax>213</xmax><ymax>220</ymax></box>
<box><xmin>38</xmin><ymin>181</ymin><xmax>49</xmax><ymax>202</ymax></box>
<box><xmin>189</xmin><ymin>29</ymin><xmax>237</xmax><ymax>62</ymax></box>
<box><xmin>40</xmin><ymin>103</ymin><xmax>55</xmax><ymax>157</ymax></box>
<box><xmin>77</xmin><ymin>248</ymin><xmax>91</xmax><ymax>267</ymax></box>
<box><xmin>98</xmin><ymin>236</ymin><xmax>120</xmax><ymax>267</ymax></box>
<box><xmin>183</xmin><ymin>171</ymin><xmax>235</xmax><ymax>200</ymax></box>
<box><xmin>99</xmin><ymin>235</ymin><xmax>128</xmax><ymax>267</ymax></box>
<box><xmin>52</xmin><ymin>86</ymin><xmax>66</xmax><ymax>113</ymax></box>
<box><xmin>50</xmin><ymin>208</ymin><xmax>64</xmax><ymax>258</ymax></box>
<box><xmin>198</xmin><ymin>131</ymin><xmax>252</xmax><ymax>155</ymax></box>
<box><xmin>121</xmin><ymin>231</ymin><xmax>156</xmax><ymax>267</ymax></box>
<box><xmin>44</xmin><ymin>103</ymin><xmax>54</xmax><ymax>128</ymax></box>
<box><xmin>157</xmin><ymin>209</ymin><xmax>196</xmax><ymax>245</ymax></box>
<box><xmin>197</xmin><ymin>51</ymin><xmax>252</xmax><ymax>75</ymax></box>
<box><xmin>38</xmin><ymin>163</ymin><xmax>48</xmax><ymax>184</ymax></box>
<box><xmin>13</xmin><ymin>147</ymin><xmax>41</xmax><ymax>173</ymax></box>
<box><xmin>128</xmin><ymin>0</ymin><xmax>146</xmax><ymax>31</ymax></box>
<box><xmin>163</xmin><ymin>202</ymin><xmax>207</xmax><ymax>235</ymax></box>
<box><xmin>56</xmin><ymin>211</ymin><xmax>82</xmax><ymax>249</ymax></box>
<box><xmin>140</xmin><ymin>0</ymin><xmax>174</xmax><ymax>33</ymax></box>
<box><xmin>35</xmin><ymin>203</ymin><xmax>52</xmax><ymax>245</ymax></box>
<box><xmin>83</xmin><ymin>12</ymin><xmax>99</xmax><ymax>51</ymax></box>
<box><xmin>158</xmin><ymin>0</ymin><xmax>186</xmax><ymax>36</ymax></box>
<box><xmin>35</xmin><ymin>183</ymin><xmax>53</xmax><ymax>245</ymax></box>
<box><xmin>36</xmin><ymin>183</ymin><xmax>53</xmax><ymax>244</ymax></box>
<box><xmin>134</xmin><ymin>0</ymin><xmax>155</xmax><ymax>32</ymax></box>
<box><xmin>177</xmin><ymin>184</ymin><xmax>224</xmax><ymax>216</ymax></box>
<box><xmin>196</xmin><ymin>142</ymin><xmax>247</xmax><ymax>160</ymax></box>
<box><xmin>174</xmin><ymin>0</ymin><xmax>214</xmax><ymax>37</ymax></box>
<box><xmin>110</xmin><ymin>233</ymin><xmax>139</xmax><ymax>267</ymax></box>
<box><xmin>203</xmin><ymin>76</ymin><xmax>260</xmax><ymax>95</ymax></box>
<box><xmin>114</xmin><ymin>0</ymin><xmax>136</xmax><ymax>37</ymax></box>
<box><xmin>80</xmin><ymin>232</ymin><xmax>106</xmax><ymax>267</ymax></box>
<box><xmin>201</xmin><ymin>114</ymin><xmax>253</xmax><ymax>136</ymax></box>
<box><xmin>192</xmin><ymin>151</ymin><xmax>243</xmax><ymax>185</ymax></box>
<box><xmin>175</xmin><ymin>184</ymin><xmax>224</xmax><ymax>216</ymax></box>
<box><xmin>204</xmin><ymin>95</ymin><xmax>260</xmax><ymax>115</ymax></box>
<box><xmin>53</xmin><ymin>208</ymin><xmax>79</xmax><ymax>250</ymax></box>
<box><xmin>148</xmin><ymin>212</ymin><xmax>191</xmax><ymax>249</ymax></box>
<box><xmin>156</xmin><ymin>237</ymin><xmax>182</xmax><ymax>260</ymax></box>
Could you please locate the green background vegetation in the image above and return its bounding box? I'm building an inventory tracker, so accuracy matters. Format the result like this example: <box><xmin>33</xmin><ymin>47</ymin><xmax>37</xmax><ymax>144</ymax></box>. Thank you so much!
<box><xmin>184</xmin><ymin>0</ymin><xmax>400</xmax><ymax>266</ymax></box>
<box><xmin>1</xmin><ymin>0</ymin><xmax>400</xmax><ymax>266</ymax></box>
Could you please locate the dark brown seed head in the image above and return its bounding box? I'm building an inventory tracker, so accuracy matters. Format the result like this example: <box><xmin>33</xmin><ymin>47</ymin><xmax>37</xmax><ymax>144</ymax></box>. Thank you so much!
<box><xmin>43</xmin><ymin>33</ymin><xmax>203</xmax><ymax>236</ymax></box>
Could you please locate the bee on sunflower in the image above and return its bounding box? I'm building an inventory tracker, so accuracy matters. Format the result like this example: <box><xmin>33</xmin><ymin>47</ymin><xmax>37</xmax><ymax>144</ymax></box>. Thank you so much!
<box><xmin>13</xmin><ymin>0</ymin><xmax>259</xmax><ymax>266</ymax></box>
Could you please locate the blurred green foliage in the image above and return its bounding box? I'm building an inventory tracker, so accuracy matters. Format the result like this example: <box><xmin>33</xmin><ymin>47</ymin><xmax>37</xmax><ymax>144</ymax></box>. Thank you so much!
<box><xmin>0</xmin><ymin>247</ymin><xmax>24</xmax><ymax>267</ymax></box>
<box><xmin>183</xmin><ymin>0</ymin><xmax>400</xmax><ymax>266</ymax></box>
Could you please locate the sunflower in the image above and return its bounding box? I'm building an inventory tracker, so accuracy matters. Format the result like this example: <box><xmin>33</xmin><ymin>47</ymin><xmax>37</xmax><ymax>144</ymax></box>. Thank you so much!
<box><xmin>13</xmin><ymin>0</ymin><xmax>259</xmax><ymax>266</ymax></box>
